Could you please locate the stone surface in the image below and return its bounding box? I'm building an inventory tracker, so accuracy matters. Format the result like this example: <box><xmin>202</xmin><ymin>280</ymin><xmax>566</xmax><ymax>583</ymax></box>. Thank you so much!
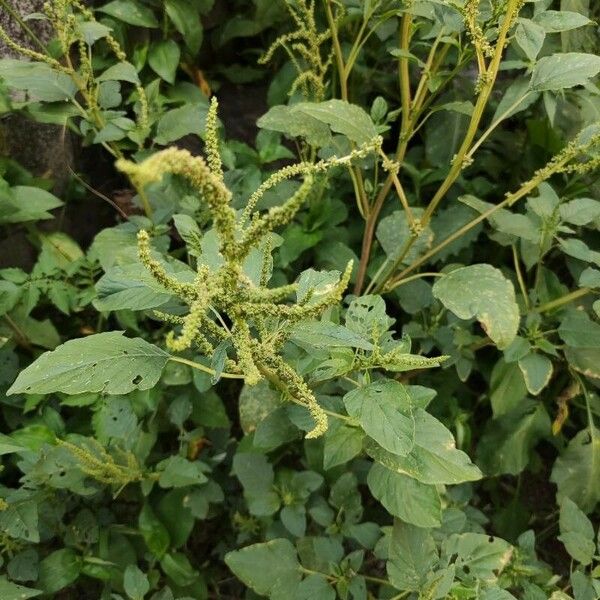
<box><xmin>0</xmin><ymin>0</ymin><xmax>73</xmax><ymax>191</ymax></box>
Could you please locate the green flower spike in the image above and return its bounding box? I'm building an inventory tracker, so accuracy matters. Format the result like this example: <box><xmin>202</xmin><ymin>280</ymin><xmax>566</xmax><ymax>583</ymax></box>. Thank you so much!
<box><xmin>117</xmin><ymin>104</ymin><xmax>380</xmax><ymax>438</ymax></box>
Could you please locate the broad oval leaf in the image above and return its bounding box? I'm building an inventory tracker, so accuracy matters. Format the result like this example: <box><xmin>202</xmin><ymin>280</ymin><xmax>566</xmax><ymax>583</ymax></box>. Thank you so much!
<box><xmin>0</xmin><ymin>577</ymin><xmax>41</xmax><ymax>600</ymax></box>
<box><xmin>365</xmin><ymin>409</ymin><xmax>482</xmax><ymax>485</ymax></box>
<box><xmin>290</xmin><ymin>321</ymin><xmax>374</xmax><ymax>351</ymax></box>
<box><xmin>7</xmin><ymin>332</ymin><xmax>170</xmax><ymax>396</ymax></box>
<box><xmin>258</xmin><ymin>99</ymin><xmax>377</xmax><ymax>146</ymax></box>
<box><xmin>558</xmin><ymin>498</ymin><xmax>595</xmax><ymax>564</ymax></box>
<box><xmin>432</xmin><ymin>264</ymin><xmax>519</xmax><ymax>349</ymax></box>
<box><xmin>367</xmin><ymin>462</ymin><xmax>441</xmax><ymax>528</ymax></box>
<box><xmin>530</xmin><ymin>53</ymin><xmax>600</xmax><ymax>91</ymax></box>
<box><xmin>551</xmin><ymin>427</ymin><xmax>600</xmax><ymax>513</ymax></box>
<box><xmin>344</xmin><ymin>380</ymin><xmax>415</xmax><ymax>456</ymax></box>
<box><xmin>224</xmin><ymin>539</ymin><xmax>301</xmax><ymax>598</ymax></box>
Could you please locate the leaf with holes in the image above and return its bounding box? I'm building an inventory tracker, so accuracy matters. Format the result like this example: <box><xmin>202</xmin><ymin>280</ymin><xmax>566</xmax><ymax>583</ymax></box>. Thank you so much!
<box><xmin>7</xmin><ymin>332</ymin><xmax>170</xmax><ymax>396</ymax></box>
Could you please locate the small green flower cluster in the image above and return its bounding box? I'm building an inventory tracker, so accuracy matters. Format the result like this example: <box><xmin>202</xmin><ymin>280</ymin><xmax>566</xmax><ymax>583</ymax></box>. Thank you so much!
<box><xmin>259</xmin><ymin>0</ymin><xmax>334</xmax><ymax>101</ymax></box>
<box><xmin>118</xmin><ymin>99</ymin><xmax>381</xmax><ymax>438</ymax></box>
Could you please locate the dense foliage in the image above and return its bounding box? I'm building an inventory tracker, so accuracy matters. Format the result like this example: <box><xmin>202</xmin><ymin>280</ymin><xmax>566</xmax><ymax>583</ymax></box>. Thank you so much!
<box><xmin>0</xmin><ymin>0</ymin><xmax>599</xmax><ymax>598</ymax></box>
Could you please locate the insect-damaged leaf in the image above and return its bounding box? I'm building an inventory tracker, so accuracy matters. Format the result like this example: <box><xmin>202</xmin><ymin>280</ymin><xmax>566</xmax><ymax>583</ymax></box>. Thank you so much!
<box><xmin>7</xmin><ymin>332</ymin><xmax>170</xmax><ymax>396</ymax></box>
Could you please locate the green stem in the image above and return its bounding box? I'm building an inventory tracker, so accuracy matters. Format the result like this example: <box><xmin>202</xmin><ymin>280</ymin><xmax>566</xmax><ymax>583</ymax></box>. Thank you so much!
<box><xmin>168</xmin><ymin>356</ymin><xmax>244</xmax><ymax>379</ymax></box>
<box><xmin>536</xmin><ymin>288</ymin><xmax>592</xmax><ymax>313</ymax></box>
<box><xmin>324</xmin><ymin>0</ymin><xmax>369</xmax><ymax>218</ymax></box>
<box><xmin>385</xmin><ymin>271</ymin><xmax>443</xmax><ymax>292</ymax></box>
<box><xmin>386</xmin><ymin>146</ymin><xmax>571</xmax><ymax>288</ymax></box>
<box><xmin>420</xmin><ymin>0</ymin><xmax>522</xmax><ymax>227</ymax></box>
<box><xmin>465</xmin><ymin>91</ymin><xmax>533</xmax><ymax>161</ymax></box>
<box><xmin>512</xmin><ymin>245</ymin><xmax>530</xmax><ymax>311</ymax></box>
<box><xmin>361</xmin><ymin>574</ymin><xmax>392</xmax><ymax>586</ymax></box>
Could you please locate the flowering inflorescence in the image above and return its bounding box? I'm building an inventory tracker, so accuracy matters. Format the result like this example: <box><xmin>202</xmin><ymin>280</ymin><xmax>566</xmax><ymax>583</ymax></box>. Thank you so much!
<box><xmin>507</xmin><ymin>124</ymin><xmax>600</xmax><ymax>205</ymax></box>
<box><xmin>259</xmin><ymin>0</ymin><xmax>334</xmax><ymax>101</ymax></box>
<box><xmin>58</xmin><ymin>438</ymin><xmax>146</xmax><ymax>491</ymax></box>
<box><xmin>463</xmin><ymin>0</ymin><xmax>494</xmax><ymax>58</ymax></box>
<box><xmin>117</xmin><ymin>100</ymin><xmax>381</xmax><ymax>438</ymax></box>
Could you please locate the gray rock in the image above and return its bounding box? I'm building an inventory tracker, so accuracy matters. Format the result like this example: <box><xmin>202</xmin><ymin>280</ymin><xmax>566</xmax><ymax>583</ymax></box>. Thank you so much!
<box><xmin>0</xmin><ymin>0</ymin><xmax>73</xmax><ymax>192</ymax></box>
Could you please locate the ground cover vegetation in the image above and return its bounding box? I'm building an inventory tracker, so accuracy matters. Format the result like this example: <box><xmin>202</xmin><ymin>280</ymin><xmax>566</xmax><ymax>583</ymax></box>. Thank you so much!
<box><xmin>0</xmin><ymin>0</ymin><xmax>599</xmax><ymax>598</ymax></box>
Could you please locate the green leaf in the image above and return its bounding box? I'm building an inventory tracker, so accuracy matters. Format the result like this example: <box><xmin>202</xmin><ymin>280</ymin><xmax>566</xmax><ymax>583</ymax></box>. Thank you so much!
<box><xmin>490</xmin><ymin>358</ymin><xmax>528</xmax><ymax>416</ymax></box>
<box><xmin>232</xmin><ymin>453</ymin><xmax>280</xmax><ymax>516</ymax></box>
<box><xmin>258</xmin><ymin>100</ymin><xmax>377</xmax><ymax>146</ymax></box>
<box><xmin>295</xmin><ymin>574</ymin><xmax>335</xmax><ymax>600</ymax></box>
<box><xmin>559</xmin><ymin>310</ymin><xmax>600</xmax><ymax>348</ymax></box>
<box><xmin>94</xmin><ymin>261</ymin><xmax>192</xmax><ymax>311</ymax></box>
<box><xmin>239</xmin><ymin>380</ymin><xmax>281</xmax><ymax>434</ymax></box>
<box><xmin>7</xmin><ymin>332</ymin><xmax>170</xmax><ymax>396</ymax></box>
<box><xmin>558</xmin><ymin>238</ymin><xmax>600</xmax><ymax>266</ymax></box>
<box><xmin>530</xmin><ymin>53</ymin><xmax>600</xmax><ymax>91</ymax></box>
<box><xmin>296</xmin><ymin>100</ymin><xmax>378</xmax><ymax>145</ymax></box>
<box><xmin>160</xmin><ymin>552</ymin><xmax>199</xmax><ymax>587</ymax></box>
<box><xmin>123</xmin><ymin>565</ymin><xmax>150</xmax><ymax>600</ymax></box>
<box><xmin>559</xmin><ymin>198</ymin><xmax>600</xmax><ymax>225</ymax></box>
<box><xmin>138</xmin><ymin>503</ymin><xmax>170</xmax><ymax>559</ymax></box>
<box><xmin>551</xmin><ymin>427</ymin><xmax>600</xmax><ymax>513</ymax></box>
<box><xmin>37</xmin><ymin>549</ymin><xmax>82</xmax><ymax>594</ymax></box>
<box><xmin>157</xmin><ymin>489</ymin><xmax>195</xmax><ymax>548</ymax></box>
<box><xmin>518</xmin><ymin>352</ymin><xmax>553</xmax><ymax>395</ymax></box>
<box><xmin>98</xmin><ymin>0</ymin><xmax>159</xmax><ymax>27</ymax></box>
<box><xmin>157</xmin><ymin>456</ymin><xmax>208</xmax><ymax>488</ymax></box>
<box><xmin>78</xmin><ymin>21</ymin><xmax>112</xmax><ymax>45</ymax></box>
<box><xmin>290</xmin><ymin>321</ymin><xmax>374</xmax><ymax>351</ymax></box>
<box><xmin>344</xmin><ymin>380</ymin><xmax>415</xmax><ymax>456</ymax></box>
<box><xmin>165</xmin><ymin>0</ymin><xmax>203</xmax><ymax>53</ymax></box>
<box><xmin>148</xmin><ymin>40</ymin><xmax>180</xmax><ymax>84</ymax></box>
<box><xmin>441</xmin><ymin>533</ymin><xmax>513</xmax><ymax>583</ymax></box>
<box><xmin>367</xmin><ymin>463</ymin><xmax>441</xmax><ymax>528</ymax></box>
<box><xmin>345</xmin><ymin>295</ymin><xmax>394</xmax><ymax>341</ymax></box>
<box><xmin>154</xmin><ymin>102</ymin><xmax>209</xmax><ymax>145</ymax></box>
<box><xmin>433</xmin><ymin>264</ymin><xmax>519</xmax><ymax>349</ymax></box>
<box><xmin>558</xmin><ymin>498</ymin><xmax>595</xmax><ymax>564</ymax></box>
<box><xmin>323</xmin><ymin>423</ymin><xmax>364</xmax><ymax>470</ymax></box>
<box><xmin>365</xmin><ymin>409</ymin><xmax>482</xmax><ymax>484</ymax></box>
<box><xmin>0</xmin><ymin>186</ymin><xmax>63</xmax><ymax>224</ymax></box>
<box><xmin>6</xmin><ymin>548</ymin><xmax>38</xmax><ymax>583</ymax></box>
<box><xmin>0</xmin><ymin>493</ymin><xmax>39</xmax><ymax>542</ymax></box>
<box><xmin>93</xmin><ymin>396</ymin><xmax>138</xmax><ymax>442</ymax></box>
<box><xmin>0</xmin><ymin>281</ymin><xmax>20</xmax><ymax>317</ymax></box>
<box><xmin>387</xmin><ymin>520</ymin><xmax>437</xmax><ymax>591</ymax></box>
<box><xmin>0</xmin><ymin>60</ymin><xmax>78</xmax><ymax>102</ymax></box>
<box><xmin>0</xmin><ymin>577</ymin><xmax>41</xmax><ymax>600</ymax></box>
<box><xmin>377</xmin><ymin>209</ymin><xmax>433</xmax><ymax>267</ymax></box>
<box><xmin>477</xmin><ymin>401</ymin><xmax>550</xmax><ymax>476</ymax></box>
<box><xmin>97</xmin><ymin>61</ymin><xmax>140</xmax><ymax>84</ymax></box>
<box><xmin>0</xmin><ymin>432</ymin><xmax>26</xmax><ymax>455</ymax></box>
<box><xmin>580</xmin><ymin>267</ymin><xmax>600</xmax><ymax>289</ymax></box>
<box><xmin>532</xmin><ymin>10</ymin><xmax>592</xmax><ymax>32</ymax></box>
<box><xmin>515</xmin><ymin>20</ymin><xmax>546</xmax><ymax>61</ymax></box>
<box><xmin>224</xmin><ymin>539</ymin><xmax>301</xmax><ymax>599</ymax></box>
<box><xmin>258</xmin><ymin>105</ymin><xmax>332</xmax><ymax>147</ymax></box>
<box><xmin>172</xmin><ymin>214</ymin><xmax>202</xmax><ymax>257</ymax></box>
<box><xmin>492</xmin><ymin>79</ymin><xmax>539</xmax><ymax>122</ymax></box>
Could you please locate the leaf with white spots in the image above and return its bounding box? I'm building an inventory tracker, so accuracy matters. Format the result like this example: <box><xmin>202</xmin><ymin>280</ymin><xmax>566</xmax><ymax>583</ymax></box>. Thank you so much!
<box><xmin>433</xmin><ymin>264</ymin><xmax>519</xmax><ymax>349</ymax></box>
